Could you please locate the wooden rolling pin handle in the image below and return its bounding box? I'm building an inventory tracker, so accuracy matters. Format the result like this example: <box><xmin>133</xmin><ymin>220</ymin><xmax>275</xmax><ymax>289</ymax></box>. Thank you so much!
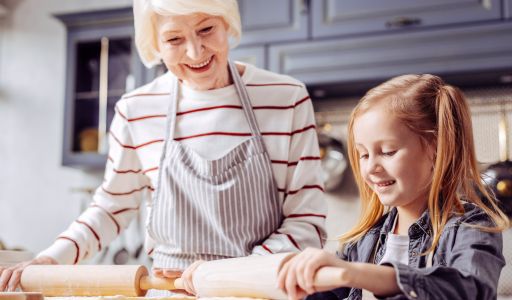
<box><xmin>139</xmin><ymin>275</ymin><xmax>177</xmax><ymax>291</ymax></box>
<box><xmin>314</xmin><ymin>267</ymin><xmax>346</xmax><ymax>287</ymax></box>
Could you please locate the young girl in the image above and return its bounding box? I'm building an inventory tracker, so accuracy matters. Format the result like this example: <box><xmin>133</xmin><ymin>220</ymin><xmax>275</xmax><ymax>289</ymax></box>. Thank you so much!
<box><xmin>277</xmin><ymin>74</ymin><xmax>510</xmax><ymax>300</ymax></box>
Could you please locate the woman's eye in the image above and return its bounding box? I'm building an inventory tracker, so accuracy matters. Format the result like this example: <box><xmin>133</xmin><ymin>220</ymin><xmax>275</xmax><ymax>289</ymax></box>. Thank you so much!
<box><xmin>199</xmin><ymin>26</ymin><xmax>213</xmax><ymax>34</ymax></box>
<box><xmin>167</xmin><ymin>37</ymin><xmax>183</xmax><ymax>44</ymax></box>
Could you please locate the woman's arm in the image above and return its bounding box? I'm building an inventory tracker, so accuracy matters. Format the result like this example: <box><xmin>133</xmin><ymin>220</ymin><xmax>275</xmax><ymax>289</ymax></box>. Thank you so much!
<box><xmin>38</xmin><ymin>100</ymin><xmax>149</xmax><ymax>264</ymax></box>
<box><xmin>252</xmin><ymin>85</ymin><xmax>327</xmax><ymax>255</ymax></box>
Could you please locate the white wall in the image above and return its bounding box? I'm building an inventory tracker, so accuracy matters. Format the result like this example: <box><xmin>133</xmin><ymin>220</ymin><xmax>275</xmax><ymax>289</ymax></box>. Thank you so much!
<box><xmin>0</xmin><ymin>0</ymin><xmax>131</xmax><ymax>254</ymax></box>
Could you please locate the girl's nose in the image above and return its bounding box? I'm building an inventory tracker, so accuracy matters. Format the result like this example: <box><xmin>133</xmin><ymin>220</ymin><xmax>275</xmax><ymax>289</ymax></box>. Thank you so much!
<box><xmin>366</xmin><ymin>156</ymin><xmax>382</xmax><ymax>174</ymax></box>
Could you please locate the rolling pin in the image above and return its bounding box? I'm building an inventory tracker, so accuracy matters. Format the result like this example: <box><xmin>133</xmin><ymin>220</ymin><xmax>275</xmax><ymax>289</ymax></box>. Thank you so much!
<box><xmin>20</xmin><ymin>264</ymin><xmax>178</xmax><ymax>296</ymax></box>
<box><xmin>21</xmin><ymin>253</ymin><xmax>344</xmax><ymax>299</ymax></box>
<box><xmin>179</xmin><ymin>252</ymin><xmax>345</xmax><ymax>300</ymax></box>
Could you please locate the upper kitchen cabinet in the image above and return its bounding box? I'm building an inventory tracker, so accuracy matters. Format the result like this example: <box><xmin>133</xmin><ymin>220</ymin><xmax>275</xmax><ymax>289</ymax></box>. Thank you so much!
<box><xmin>237</xmin><ymin>0</ymin><xmax>308</xmax><ymax>45</ymax></box>
<box><xmin>506</xmin><ymin>0</ymin><xmax>512</xmax><ymax>19</ymax></box>
<box><xmin>269</xmin><ymin>22</ymin><xmax>512</xmax><ymax>89</ymax></box>
<box><xmin>311</xmin><ymin>0</ymin><xmax>502</xmax><ymax>38</ymax></box>
<box><xmin>55</xmin><ymin>8</ymin><xmax>145</xmax><ymax>168</ymax></box>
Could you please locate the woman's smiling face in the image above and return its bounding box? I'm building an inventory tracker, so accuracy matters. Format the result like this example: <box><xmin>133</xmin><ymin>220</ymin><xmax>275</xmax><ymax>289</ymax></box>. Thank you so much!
<box><xmin>353</xmin><ymin>101</ymin><xmax>435</xmax><ymax>212</ymax></box>
<box><xmin>156</xmin><ymin>13</ymin><xmax>231</xmax><ymax>90</ymax></box>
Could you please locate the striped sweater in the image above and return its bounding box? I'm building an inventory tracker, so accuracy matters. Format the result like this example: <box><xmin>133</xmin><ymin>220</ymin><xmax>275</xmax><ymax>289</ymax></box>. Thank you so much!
<box><xmin>39</xmin><ymin>62</ymin><xmax>327</xmax><ymax>265</ymax></box>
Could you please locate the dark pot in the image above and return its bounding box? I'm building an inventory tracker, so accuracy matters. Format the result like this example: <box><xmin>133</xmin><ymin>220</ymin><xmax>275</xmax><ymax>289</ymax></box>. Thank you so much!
<box><xmin>482</xmin><ymin>160</ymin><xmax>512</xmax><ymax>217</ymax></box>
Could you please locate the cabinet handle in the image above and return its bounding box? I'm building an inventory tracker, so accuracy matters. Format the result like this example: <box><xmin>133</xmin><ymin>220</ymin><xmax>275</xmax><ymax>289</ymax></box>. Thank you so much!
<box><xmin>98</xmin><ymin>37</ymin><xmax>109</xmax><ymax>154</ymax></box>
<box><xmin>299</xmin><ymin>0</ymin><xmax>310</xmax><ymax>15</ymax></box>
<box><xmin>385</xmin><ymin>16</ymin><xmax>421</xmax><ymax>28</ymax></box>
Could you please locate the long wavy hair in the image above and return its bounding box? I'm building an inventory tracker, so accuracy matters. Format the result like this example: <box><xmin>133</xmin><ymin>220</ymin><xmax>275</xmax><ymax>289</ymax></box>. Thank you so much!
<box><xmin>341</xmin><ymin>74</ymin><xmax>510</xmax><ymax>252</ymax></box>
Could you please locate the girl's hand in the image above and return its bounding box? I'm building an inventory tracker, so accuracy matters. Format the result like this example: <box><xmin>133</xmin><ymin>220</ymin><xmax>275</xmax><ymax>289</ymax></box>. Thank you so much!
<box><xmin>0</xmin><ymin>255</ymin><xmax>57</xmax><ymax>292</ymax></box>
<box><xmin>277</xmin><ymin>248</ymin><xmax>350</xmax><ymax>300</ymax></box>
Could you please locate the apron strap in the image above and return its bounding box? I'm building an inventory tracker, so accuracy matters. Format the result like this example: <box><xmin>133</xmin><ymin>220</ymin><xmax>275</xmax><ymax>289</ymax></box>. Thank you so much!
<box><xmin>228</xmin><ymin>61</ymin><xmax>262</xmax><ymax>137</ymax></box>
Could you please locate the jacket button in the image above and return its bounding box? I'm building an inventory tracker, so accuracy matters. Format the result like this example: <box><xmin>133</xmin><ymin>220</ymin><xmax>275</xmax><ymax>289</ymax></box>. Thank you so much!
<box><xmin>409</xmin><ymin>290</ymin><xmax>418</xmax><ymax>298</ymax></box>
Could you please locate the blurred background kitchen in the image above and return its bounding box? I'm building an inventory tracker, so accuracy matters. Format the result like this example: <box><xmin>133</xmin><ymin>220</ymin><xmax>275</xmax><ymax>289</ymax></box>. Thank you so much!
<box><xmin>0</xmin><ymin>0</ymin><xmax>511</xmax><ymax>297</ymax></box>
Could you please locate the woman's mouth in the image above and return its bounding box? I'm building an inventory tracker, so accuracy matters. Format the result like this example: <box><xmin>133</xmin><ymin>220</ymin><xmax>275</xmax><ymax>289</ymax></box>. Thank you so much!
<box><xmin>185</xmin><ymin>56</ymin><xmax>213</xmax><ymax>72</ymax></box>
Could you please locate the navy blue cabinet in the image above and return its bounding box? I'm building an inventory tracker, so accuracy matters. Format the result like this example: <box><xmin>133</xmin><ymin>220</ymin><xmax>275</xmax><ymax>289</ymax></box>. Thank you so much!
<box><xmin>269</xmin><ymin>22</ymin><xmax>512</xmax><ymax>87</ymax></box>
<box><xmin>56</xmin><ymin>8</ymin><xmax>145</xmax><ymax>168</ymax></box>
<box><xmin>237</xmin><ymin>0</ymin><xmax>308</xmax><ymax>45</ymax></box>
<box><xmin>311</xmin><ymin>0</ymin><xmax>502</xmax><ymax>38</ymax></box>
<box><xmin>506</xmin><ymin>0</ymin><xmax>512</xmax><ymax>19</ymax></box>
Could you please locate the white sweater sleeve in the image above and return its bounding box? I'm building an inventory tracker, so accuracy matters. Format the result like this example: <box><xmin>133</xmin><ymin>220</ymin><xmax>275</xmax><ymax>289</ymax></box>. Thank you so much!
<box><xmin>38</xmin><ymin>100</ymin><xmax>151</xmax><ymax>264</ymax></box>
<box><xmin>252</xmin><ymin>86</ymin><xmax>327</xmax><ymax>255</ymax></box>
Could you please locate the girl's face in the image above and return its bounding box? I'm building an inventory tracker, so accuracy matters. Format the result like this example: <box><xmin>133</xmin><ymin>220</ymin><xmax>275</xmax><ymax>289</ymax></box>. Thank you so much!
<box><xmin>156</xmin><ymin>13</ymin><xmax>231</xmax><ymax>90</ymax></box>
<box><xmin>353</xmin><ymin>102</ymin><xmax>434</xmax><ymax>213</ymax></box>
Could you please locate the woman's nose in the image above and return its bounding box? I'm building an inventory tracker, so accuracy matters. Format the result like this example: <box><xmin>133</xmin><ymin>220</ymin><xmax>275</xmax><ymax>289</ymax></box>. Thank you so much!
<box><xmin>186</xmin><ymin>37</ymin><xmax>204</xmax><ymax>61</ymax></box>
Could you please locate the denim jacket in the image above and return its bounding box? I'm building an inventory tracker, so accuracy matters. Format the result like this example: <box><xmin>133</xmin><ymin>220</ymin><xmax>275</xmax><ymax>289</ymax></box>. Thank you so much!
<box><xmin>307</xmin><ymin>203</ymin><xmax>505</xmax><ymax>300</ymax></box>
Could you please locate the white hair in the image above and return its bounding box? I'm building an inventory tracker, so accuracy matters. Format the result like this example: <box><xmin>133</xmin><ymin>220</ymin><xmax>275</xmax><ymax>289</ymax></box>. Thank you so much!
<box><xmin>133</xmin><ymin>0</ymin><xmax>242</xmax><ymax>68</ymax></box>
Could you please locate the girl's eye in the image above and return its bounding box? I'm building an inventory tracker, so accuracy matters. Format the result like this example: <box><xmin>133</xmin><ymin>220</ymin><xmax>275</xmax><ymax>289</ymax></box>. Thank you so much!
<box><xmin>199</xmin><ymin>26</ymin><xmax>213</xmax><ymax>34</ymax></box>
<box><xmin>359</xmin><ymin>153</ymin><xmax>369</xmax><ymax>160</ymax></box>
<box><xmin>383</xmin><ymin>150</ymin><xmax>397</xmax><ymax>156</ymax></box>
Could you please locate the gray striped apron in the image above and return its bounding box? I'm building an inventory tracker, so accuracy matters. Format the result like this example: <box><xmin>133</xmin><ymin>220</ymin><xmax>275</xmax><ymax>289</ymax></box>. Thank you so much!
<box><xmin>147</xmin><ymin>61</ymin><xmax>282</xmax><ymax>270</ymax></box>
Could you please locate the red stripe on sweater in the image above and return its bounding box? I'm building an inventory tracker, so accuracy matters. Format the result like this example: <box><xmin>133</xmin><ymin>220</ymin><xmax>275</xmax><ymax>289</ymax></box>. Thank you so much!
<box><xmin>288</xmin><ymin>185</ymin><xmax>325</xmax><ymax>195</ymax></box>
<box><xmin>287</xmin><ymin>213</ymin><xmax>327</xmax><ymax>219</ymax></box>
<box><xmin>262</xmin><ymin>124</ymin><xmax>316</xmax><ymax>137</ymax></box>
<box><xmin>56</xmin><ymin>236</ymin><xmax>80</xmax><ymax>264</ymax></box>
<box><xmin>262</xmin><ymin>244</ymin><xmax>273</xmax><ymax>254</ymax></box>
<box><xmin>90</xmin><ymin>203</ymin><xmax>121</xmax><ymax>234</ymax></box>
<box><xmin>177</xmin><ymin>105</ymin><xmax>242</xmax><ymax>116</ymax></box>
<box><xmin>122</xmin><ymin>92</ymin><xmax>170</xmax><ymax>99</ymax></box>
<box><xmin>112</xmin><ymin>207</ymin><xmax>139</xmax><ymax>215</ymax></box>
<box><xmin>127</xmin><ymin>114</ymin><xmax>167</xmax><ymax>122</ymax></box>
<box><xmin>110</xmin><ymin>132</ymin><xmax>163</xmax><ymax>150</ymax></box>
<box><xmin>115</xmin><ymin>96</ymin><xmax>310</xmax><ymax>121</ymax></box>
<box><xmin>101</xmin><ymin>185</ymin><xmax>153</xmax><ymax>196</ymax></box>
<box><xmin>143</xmin><ymin>167</ymin><xmax>159</xmax><ymax>174</ymax></box>
<box><xmin>175</xmin><ymin>132</ymin><xmax>252</xmax><ymax>141</ymax></box>
<box><xmin>276</xmin><ymin>231</ymin><xmax>301</xmax><ymax>250</ymax></box>
<box><xmin>175</xmin><ymin>125</ymin><xmax>316</xmax><ymax>142</ymax></box>
<box><xmin>272</xmin><ymin>156</ymin><xmax>321</xmax><ymax>166</ymax></box>
<box><xmin>246</xmin><ymin>83</ymin><xmax>302</xmax><ymax>87</ymax></box>
<box><xmin>314</xmin><ymin>225</ymin><xmax>324</xmax><ymax>248</ymax></box>
<box><xmin>75</xmin><ymin>220</ymin><xmax>102</xmax><ymax>251</ymax></box>
<box><xmin>113</xmin><ymin>168</ymin><xmax>142</xmax><ymax>174</ymax></box>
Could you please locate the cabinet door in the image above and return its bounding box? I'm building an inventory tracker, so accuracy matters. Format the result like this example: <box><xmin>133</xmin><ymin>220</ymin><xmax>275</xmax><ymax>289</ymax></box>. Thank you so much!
<box><xmin>312</xmin><ymin>0</ymin><xmax>502</xmax><ymax>38</ymax></box>
<box><xmin>506</xmin><ymin>0</ymin><xmax>512</xmax><ymax>19</ymax></box>
<box><xmin>230</xmin><ymin>46</ymin><xmax>266</xmax><ymax>69</ymax></box>
<box><xmin>238</xmin><ymin>0</ymin><xmax>308</xmax><ymax>45</ymax></box>
<box><xmin>57</xmin><ymin>8</ymin><xmax>145</xmax><ymax>168</ymax></box>
<box><xmin>269</xmin><ymin>23</ymin><xmax>512</xmax><ymax>88</ymax></box>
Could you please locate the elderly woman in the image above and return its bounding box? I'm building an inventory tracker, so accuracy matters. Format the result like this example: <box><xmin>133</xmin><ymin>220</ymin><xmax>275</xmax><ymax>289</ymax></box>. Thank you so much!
<box><xmin>0</xmin><ymin>0</ymin><xmax>326</xmax><ymax>296</ymax></box>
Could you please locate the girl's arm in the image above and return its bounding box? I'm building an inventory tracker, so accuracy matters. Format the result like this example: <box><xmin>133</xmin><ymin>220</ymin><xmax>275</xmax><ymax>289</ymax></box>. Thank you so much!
<box><xmin>382</xmin><ymin>214</ymin><xmax>505</xmax><ymax>300</ymax></box>
<box><xmin>277</xmin><ymin>248</ymin><xmax>400</xmax><ymax>300</ymax></box>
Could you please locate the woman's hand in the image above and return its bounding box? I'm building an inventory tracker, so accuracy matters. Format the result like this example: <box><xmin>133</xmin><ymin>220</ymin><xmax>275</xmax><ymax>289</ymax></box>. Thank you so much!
<box><xmin>153</xmin><ymin>260</ymin><xmax>205</xmax><ymax>295</ymax></box>
<box><xmin>180</xmin><ymin>260</ymin><xmax>205</xmax><ymax>295</ymax></box>
<box><xmin>277</xmin><ymin>248</ymin><xmax>351</xmax><ymax>300</ymax></box>
<box><xmin>0</xmin><ymin>255</ymin><xmax>57</xmax><ymax>292</ymax></box>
